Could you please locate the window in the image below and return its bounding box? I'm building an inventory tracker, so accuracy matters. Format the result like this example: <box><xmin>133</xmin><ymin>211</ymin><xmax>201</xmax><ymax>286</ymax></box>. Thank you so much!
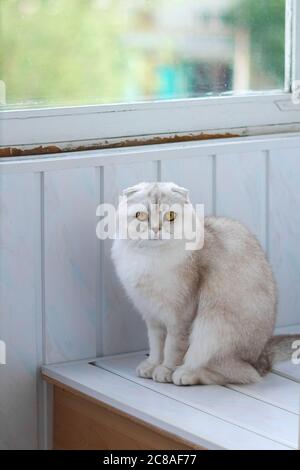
<box><xmin>0</xmin><ymin>0</ymin><xmax>299</xmax><ymax>151</ymax></box>
<box><xmin>1</xmin><ymin>0</ymin><xmax>286</xmax><ymax>108</ymax></box>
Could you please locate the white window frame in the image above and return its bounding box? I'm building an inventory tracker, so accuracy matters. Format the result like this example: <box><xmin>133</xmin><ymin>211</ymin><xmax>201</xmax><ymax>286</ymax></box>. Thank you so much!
<box><xmin>1</xmin><ymin>0</ymin><xmax>300</xmax><ymax>152</ymax></box>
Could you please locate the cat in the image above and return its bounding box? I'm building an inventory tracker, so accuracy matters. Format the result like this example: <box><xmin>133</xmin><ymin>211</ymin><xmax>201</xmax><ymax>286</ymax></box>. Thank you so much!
<box><xmin>111</xmin><ymin>182</ymin><xmax>300</xmax><ymax>385</ymax></box>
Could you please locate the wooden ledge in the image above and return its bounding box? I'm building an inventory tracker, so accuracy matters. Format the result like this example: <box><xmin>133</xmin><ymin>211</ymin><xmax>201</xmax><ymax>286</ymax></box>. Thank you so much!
<box><xmin>44</xmin><ymin>376</ymin><xmax>200</xmax><ymax>450</ymax></box>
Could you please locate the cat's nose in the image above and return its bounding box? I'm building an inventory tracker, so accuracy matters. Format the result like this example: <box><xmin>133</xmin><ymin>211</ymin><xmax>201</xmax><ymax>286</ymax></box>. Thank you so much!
<box><xmin>152</xmin><ymin>227</ymin><xmax>160</xmax><ymax>234</ymax></box>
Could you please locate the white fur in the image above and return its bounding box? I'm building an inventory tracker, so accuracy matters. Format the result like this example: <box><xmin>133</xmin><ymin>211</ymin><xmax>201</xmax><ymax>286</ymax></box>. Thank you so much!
<box><xmin>112</xmin><ymin>182</ymin><xmax>277</xmax><ymax>385</ymax></box>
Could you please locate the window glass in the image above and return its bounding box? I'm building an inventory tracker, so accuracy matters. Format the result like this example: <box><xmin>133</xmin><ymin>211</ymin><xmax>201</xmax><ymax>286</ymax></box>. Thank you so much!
<box><xmin>0</xmin><ymin>0</ymin><xmax>286</xmax><ymax>108</ymax></box>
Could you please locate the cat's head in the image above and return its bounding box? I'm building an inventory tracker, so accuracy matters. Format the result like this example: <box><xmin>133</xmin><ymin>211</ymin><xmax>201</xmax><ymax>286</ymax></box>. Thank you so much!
<box><xmin>116</xmin><ymin>182</ymin><xmax>201</xmax><ymax>250</ymax></box>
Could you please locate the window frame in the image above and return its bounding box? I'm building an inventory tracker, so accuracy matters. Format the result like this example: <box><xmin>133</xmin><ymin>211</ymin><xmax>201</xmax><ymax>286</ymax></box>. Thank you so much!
<box><xmin>1</xmin><ymin>0</ymin><xmax>300</xmax><ymax>152</ymax></box>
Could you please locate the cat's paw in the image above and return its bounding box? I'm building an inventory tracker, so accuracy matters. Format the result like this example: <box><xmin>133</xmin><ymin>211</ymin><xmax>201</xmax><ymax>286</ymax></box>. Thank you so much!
<box><xmin>136</xmin><ymin>359</ymin><xmax>157</xmax><ymax>379</ymax></box>
<box><xmin>172</xmin><ymin>366</ymin><xmax>198</xmax><ymax>386</ymax></box>
<box><xmin>152</xmin><ymin>365</ymin><xmax>173</xmax><ymax>383</ymax></box>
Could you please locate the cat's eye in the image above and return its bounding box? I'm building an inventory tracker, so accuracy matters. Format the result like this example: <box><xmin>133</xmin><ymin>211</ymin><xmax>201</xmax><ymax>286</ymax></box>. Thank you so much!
<box><xmin>165</xmin><ymin>211</ymin><xmax>176</xmax><ymax>222</ymax></box>
<box><xmin>136</xmin><ymin>211</ymin><xmax>148</xmax><ymax>221</ymax></box>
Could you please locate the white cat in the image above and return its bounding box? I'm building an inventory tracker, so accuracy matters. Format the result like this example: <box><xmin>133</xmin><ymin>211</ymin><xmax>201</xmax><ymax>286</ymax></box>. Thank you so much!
<box><xmin>112</xmin><ymin>182</ymin><xmax>300</xmax><ymax>385</ymax></box>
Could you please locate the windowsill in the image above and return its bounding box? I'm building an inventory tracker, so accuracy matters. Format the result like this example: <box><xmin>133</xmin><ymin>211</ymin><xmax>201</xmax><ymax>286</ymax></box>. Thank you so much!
<box><xmin>2</xmin><ymin>92</ymin><xmax>300</xmax><ymax>150</ymax></box>
<box><xmin>2</xmin><ymin>131</ymin><xmax>300</xmax><ymax>175</ymax></box>
<box><xmin>42</xmin><ymin>325</ymin><xmax>300</xmax><ymax>451</ymax></box>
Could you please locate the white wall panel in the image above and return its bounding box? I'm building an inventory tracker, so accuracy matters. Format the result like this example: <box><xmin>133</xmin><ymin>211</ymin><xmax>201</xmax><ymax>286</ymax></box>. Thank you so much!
<box><xmin>161</xmin><ymin>155</ymin><xmax>214</xmax><ymax>214</ymax></box>
<box><xmin>44</xmin><ymin>168</ymin><xmax>98</xmax><ymax>363</ymax></box>
<box><xmin>102</xmin><ymin>161</ymin><xmax>158</xmax><ymax>355</ymax></box>
<box><xmin>0</xmin><ymin>174</ymin><xmax>38</xmax><ymax>449</ymax></box>
<box><xmin>215</xmin><ymin>151</ymin><xmax>267</xmax><ymax>248</ymax></box>
<box><xmin>269</xmin><ymin>148</ymin><xmax>300</xmax><ymax>327</ymax></box>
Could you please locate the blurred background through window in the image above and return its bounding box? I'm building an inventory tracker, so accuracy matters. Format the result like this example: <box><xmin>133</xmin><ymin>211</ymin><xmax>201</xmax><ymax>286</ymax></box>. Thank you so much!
<box><xmin>0</xmin><ymin>0</ymin><xmax>286</xmax><ymax>108</ymax></box>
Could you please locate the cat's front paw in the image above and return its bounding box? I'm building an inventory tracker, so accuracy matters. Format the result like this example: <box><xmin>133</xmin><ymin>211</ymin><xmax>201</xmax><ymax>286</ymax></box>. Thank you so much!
<box><xmin>152</xmin><ymin>365</ymin><xmax>173</xmax><ymax>383</ymax></box>
<box><xmin>172</xmin><ymin>366</ymin><xmax>198</xmax><ymax>386</ymax></box>
<box><xmin>136</xmin><ymin>359</ymin><xmax>157</xmax><ymax>379</ymax></box>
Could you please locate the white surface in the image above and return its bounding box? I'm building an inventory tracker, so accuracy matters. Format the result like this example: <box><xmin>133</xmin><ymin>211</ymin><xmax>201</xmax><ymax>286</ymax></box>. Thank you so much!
<box><xmin>42</xmin><ymin>357</ymin><xmax>295</xmax><ymax>451</ymax></box>
<box><xmin>44</xmin><ymin>168</ymin><xmax>98</xmax><ymax>363</ymax></box>
<box><xmin>94</xmin><ymin>352</ymin><xmax>299</xmax><ymax>450</ymax></box>
<box><xmin>161</xmin><ymin>155</ymin><xmax>214</xmax><ymax>213</ymax></box>
<box><xmin>229</xmin><ymin>372</ymin><xmax>300</xmax><ymax>414</ymax></box>
<box><xmin>215</xmin><ymin>151</ymin><xmax>267</xmax><ymax>248</ymax></box>
<box><xmin>274</xmin><ymin>362</ymin><xmax>300</xmax><ymax>383</ymax></box>
<box><xmin>0</xmin><ymin>174</ymin><xmax>39</xmax><ymax>449</ymax></box>
<box><xmin>269</xmin><ymin>148</ymin><xmax>300</xmax><ymax>326</ymax></box>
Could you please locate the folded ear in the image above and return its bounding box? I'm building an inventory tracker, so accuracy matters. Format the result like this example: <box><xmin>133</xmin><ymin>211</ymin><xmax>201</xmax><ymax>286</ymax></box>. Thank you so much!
<box><xmin>122</xmin><ymin>182</ymin><xmax>146</xmax><ymax>198</ymax></box>
<box><xmin>171</xmin><ymin>185</ymin><xmax>190</xmax><ymax>201</ymax></box>
<box><xmin>122</xmin><ymin>186</ymin><xmax>139</xmax><ymax>197</ymax></box>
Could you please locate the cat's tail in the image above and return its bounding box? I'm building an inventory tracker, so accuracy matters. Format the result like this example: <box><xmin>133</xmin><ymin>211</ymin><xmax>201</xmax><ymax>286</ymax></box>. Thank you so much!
<box><xmin>256</xmin><ymin>335</ymin><xmax>300</xmax><ymax>376</ymax></box>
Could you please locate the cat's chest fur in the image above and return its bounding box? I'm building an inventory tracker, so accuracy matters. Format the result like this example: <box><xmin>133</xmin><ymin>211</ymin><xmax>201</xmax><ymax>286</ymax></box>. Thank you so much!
<box><xmin>113</xmin><ymin>242</ymin><xmax>191</xmax><ymax>323</ymax></box>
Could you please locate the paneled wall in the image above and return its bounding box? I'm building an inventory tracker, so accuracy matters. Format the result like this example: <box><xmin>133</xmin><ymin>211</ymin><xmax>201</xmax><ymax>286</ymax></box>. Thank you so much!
<box><xmin>1</xmin><ymin>135</ymin><xmax>300</xmax><ymax>448</ymax></box>
<box><xmin>44</xmin><ymin>169</ymin><xmax>98</xmax><ymax>364</ymax></box>
<box><xmin>0</xmin><ymin>173</ymin><xmax>38</xmax><ymax>449</ymax></box>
